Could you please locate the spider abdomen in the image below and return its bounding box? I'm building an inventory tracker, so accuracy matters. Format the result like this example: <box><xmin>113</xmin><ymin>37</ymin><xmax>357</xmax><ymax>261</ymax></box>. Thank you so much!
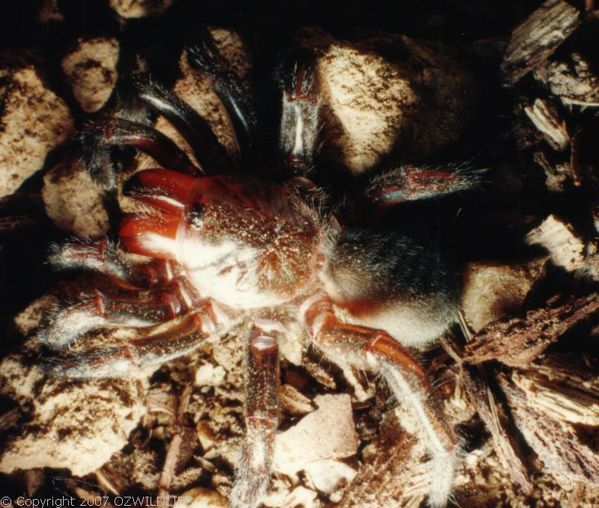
<box><xmin>321</xmin><ymin>227</ymin><xmax>460</xmax><ymax>347</ymax></box>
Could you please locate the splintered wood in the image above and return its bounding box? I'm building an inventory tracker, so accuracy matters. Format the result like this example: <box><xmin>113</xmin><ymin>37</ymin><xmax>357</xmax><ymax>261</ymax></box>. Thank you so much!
<box><xmin>498</xmin><ymin>374</ymin><xmax>599</xmax><ymax>488</ymax></box>
<box><xmin>463</xmin><ymin>294</ymin><xmax>599</xmax><ymax>367</ymax></box>
<box><xmin>461</xmin><ymin>367</ymin><xmax>532</xmax><ymax>493</ymax></box>
<box><xmin>524</xmin><ymin>98</ymin><xmax>569</xmax><ymax>151</ymax></box>
<box><xmin>502</xmin><ymin>0</ymin><xmax>581</xmax><ymax>85</ymax></box>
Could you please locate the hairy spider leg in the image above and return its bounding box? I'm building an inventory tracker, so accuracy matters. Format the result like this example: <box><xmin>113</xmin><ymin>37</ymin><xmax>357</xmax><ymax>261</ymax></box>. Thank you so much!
<box><xmin>277</xmin><ymin>50</ymin><xmax>321</xmax><ymax>176</ymax></box>
<box><xmin>367</xmin><ymin>164</ymin><xmax>485</xmax><ymax>207</ymax></box>
<box><xmin>132</xmin><ymin>73</ymin><xmax>233</xmax><ymax>173</ymax></box>
<box><xmin>231</xmin><ymin>322</ymin><xmax>280</xmax><ymax>508</ymax></box>
<box><xmin>49</xmin><ymin>239</ymin><xmax>178</xmax><ymax>289</ymax></box>
<box><xmin>82</xmin><ymin>118</ymin><xmax>200</xmax><ymax>177</ymax></box>
<box><xmin>187</xmin><ymin>25</ymin><xmax>258</xmax><ymax>158</ymax></box>
<box><xmin>38</xmin><ymin>277</ymin><xmax>202</xmax><ymax>350</ymax></box>
<box><xmin>301</xmin><ymin>293</ymin><xmax>458</xmax><ymax>508</ymax></box>
<box><xmin>45</xmin><ymin>302</ymin><xmax>224</xmax><ymax>378</ymax></box>
<box><xmin>44</xmin><ymin>237</ymin><xmax>207</xmax><ymax>349</ymax></box>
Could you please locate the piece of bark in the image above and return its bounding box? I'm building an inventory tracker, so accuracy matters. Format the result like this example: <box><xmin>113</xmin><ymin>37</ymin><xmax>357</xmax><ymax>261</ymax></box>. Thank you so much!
<box><xmin>511</xmin><ymin>369</ymin><xmax>599</xmax><ymax>426</ymax></box>
<box><xmin>461</xmin><ymin>366</ymin><xmax>533</xmax><ymax>493</ymax></box>
<box><xmin>524</xmin><ymin>98</ymin><xmax>569</xmax><ymax>151</ymax></box>
<box><xmin>532</xmin><ymin>353</ymin><xmax>599</xmax><ymax>397</ymax></box>
<box><xmin>338</xmin><ymin>412</ymin><xmax>424</xmax><ymax>507</ymax></box>
<box><xmin>501</xmin><ymin>0</ymin><xmax>581</xmax><ymax>85</ymax></box>
<box><xmin>533</xmin><ymin>150</ymin><xmax>572</xmax><ymax>192</ymax></box>
<box><xmin>498</xmin><ymin>373</ymin><xmax>599</xmax><ymax>488</ymax></box>
<box><xmin>464</xmin><ymin>294</ymin><xmax>599</xmax><ymax>367</ymax></box>
<box><xmin>534</xmin><ymin>53</ymin><xmax>599</xmax><ymax>107</ymax></box>
<box><xmin>526</xmin><ymin>215</ymin><xmax>585</xmax><ymax>271</ymax></box>
<box><xmin>279</xmin><ymin>383</ymin><xmax>314</xmax><ymax>416</ymax></box>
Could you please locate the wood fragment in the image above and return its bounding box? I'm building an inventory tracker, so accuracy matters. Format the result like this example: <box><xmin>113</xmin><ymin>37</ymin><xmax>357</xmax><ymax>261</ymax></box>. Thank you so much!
<box><xmin>524</xmin><ymin>98</ymin><xmax>569</xmax><ymax>150</ymax></box>
<box><xmin>464</xmin><ymin>294</ymin><xmax>599</xmax><ymax>367</ymax></box>
<box><xmin>531</xmin><ymin>353</ymin><xmax>599</xmax><ymax>397</ymax></box>
<box><xmin>461</xmin><ymin>367</ymin><xmax>533</xmax><ymax>493</ymax></box>
<box><xmin>533</xmin><ymin>151</ymin><xmax>571</xmax><ymax>192</ymax></box>
<box><xmin>339</xmin><ymin>413</ymin><xmax>424</xmax><ymax>507</ymax></box>
<box><xmin>498</xmin><ymin>373</ymin><xmax>599</xmax><ymax>488</ymax></box>
<box><xmin>534</xmin><ymin>53</ymin><xmax>599</xmax><ymax>108</ymax></box>
<box><xmin>511</xmin><ymin>369</ymin><xmax>599</xmax><ymax>426</ymax></box>
<box><xmin>502</xmin><ymin>0</ymin><xmax>581</xmax><ymax>85</ymax></box>
<box><xmin>526</xmin><ymin>215</ymin><xmax>585</xmax><ymax>271</ymax></box>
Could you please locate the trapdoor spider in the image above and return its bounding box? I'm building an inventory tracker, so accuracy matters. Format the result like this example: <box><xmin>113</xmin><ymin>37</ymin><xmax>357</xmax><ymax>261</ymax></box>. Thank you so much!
<box><xmin>39</xmin><ymin>28</ymin><xmax>481</xmax><ymax>507</ymax></box>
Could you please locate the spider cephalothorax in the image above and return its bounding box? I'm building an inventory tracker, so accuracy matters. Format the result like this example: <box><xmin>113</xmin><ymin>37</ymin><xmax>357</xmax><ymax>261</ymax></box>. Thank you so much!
<box><xmin>39</xmin><ymin>27</ymin><xmax>483</xmax><ymax>508</ymax></box>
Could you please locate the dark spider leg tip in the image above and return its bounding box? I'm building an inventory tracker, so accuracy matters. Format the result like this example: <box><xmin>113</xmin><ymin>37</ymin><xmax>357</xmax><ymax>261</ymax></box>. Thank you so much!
<box><xmin>186</xmin><ymin>28</ymin><xmax>258</xmax><ymax>160</ymax></box>
<box><xmin>131</xmin><ymin>73</ymin><xmax>233</xmax><ymax>174</ymax></box>
<box><xmin>86</xmin><ymin>118</ymin><xmax>201</xmax><ymax>176</ymax></box>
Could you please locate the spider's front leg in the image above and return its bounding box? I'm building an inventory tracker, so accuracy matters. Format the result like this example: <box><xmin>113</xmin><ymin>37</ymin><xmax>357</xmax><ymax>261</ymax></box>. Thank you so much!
<box><xmin>42</xmin><ymin>239</ymin><xmax>194</xmax><ymax>348</ymax></box>
<box><xmin>231</xmin><ymin>322</ymin><xmax>280</xmax><ymax>508</ymax></box>
<box><xmin>301</xmin><ymin>294</ymin><xmax>458</xmax><ymax>508</ymax></box>
<box><xmin>46</xmin><ymin>301</ymin><xmax>223</xmax><ymax>378</ymax></box>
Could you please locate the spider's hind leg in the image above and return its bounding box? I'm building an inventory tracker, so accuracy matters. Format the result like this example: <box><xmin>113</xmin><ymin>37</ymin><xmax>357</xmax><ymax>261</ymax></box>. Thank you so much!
<box><xmin>301</xmin><ymin>294</ymin><xmax>459</xmax><ymax>508</ymax></box>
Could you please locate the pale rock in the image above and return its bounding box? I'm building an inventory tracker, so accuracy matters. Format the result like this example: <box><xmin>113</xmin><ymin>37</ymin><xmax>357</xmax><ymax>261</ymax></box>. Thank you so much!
<box><xmin>109</xmin><ymin>0</ymin><xmax>173</xmax><ymax>18</ymax></box>
<box><xmin>0</xmin><ymin>378</ymin><xmax>146</xmax><ymax>476</ymax></box>
<box><xmin>0</xmin><ymin>354</ymin><xmax>44</xmax><ymax>404</ymax></box>
<box><xmin>42</xmin><ymin>158</ymin><xmax>109</xmax><ymax>237</ymax></box>
<box><xmin>62</xmin><ymin>37</ymin><xmax>119</xmax><ymax>113</ymax></box>
<box><xmin>195</xmin><ymin>363</ymin><xmax>226</xmax><ymax>387</ymax></box>
<box><xmin>0</xmin><ymin>66</ymin><xmax>73</xmax><ymax>197</ymax></box>
<box><xmin>304</xmin><ymin>459</ymin><xmax>357</xmax><ymax>495</ymax></box>
<box><xmin>273</xmin><ymin>394</ymin><xmax>358</xmax><ymax>475</ymax></box>
<box><xmin>462</xmin><ymin>258</ymin><xmax>546</xmax><ymax>332</ymax></box>
<box><xmin>300</xmin><ymin>28</ymin><xmax>477</xmax><ymax>175</ymax></box>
